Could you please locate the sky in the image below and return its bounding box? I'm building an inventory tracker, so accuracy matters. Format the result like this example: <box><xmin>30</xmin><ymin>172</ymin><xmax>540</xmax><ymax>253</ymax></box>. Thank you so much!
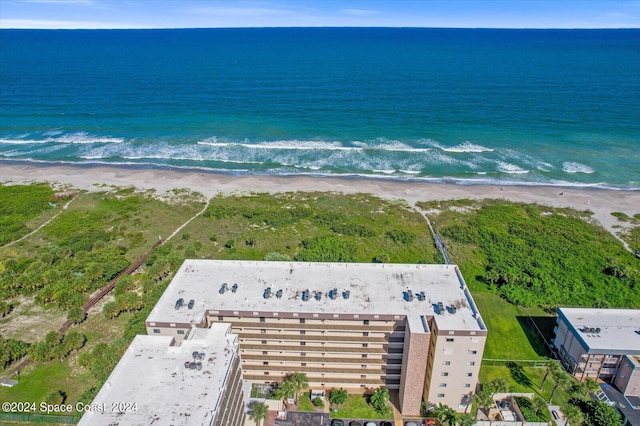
<box><xmin>1</xmin><ymin>0</ymin><xmax>639</xmax><ymax>29</ymax></box>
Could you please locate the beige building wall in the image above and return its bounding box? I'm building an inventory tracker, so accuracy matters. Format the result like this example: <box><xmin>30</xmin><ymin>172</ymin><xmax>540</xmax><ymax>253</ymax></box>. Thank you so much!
<box><xmin>424</xmin><ymin>319</ymin><xmax>485</xmax><ymax>411</ymax></box>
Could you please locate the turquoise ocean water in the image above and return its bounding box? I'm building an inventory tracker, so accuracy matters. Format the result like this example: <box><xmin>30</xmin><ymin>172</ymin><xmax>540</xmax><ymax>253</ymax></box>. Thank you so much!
<box><xmin>1</xmin><ymin>28</ymin><xmax>639</xmax><ymax>188</ymax></box>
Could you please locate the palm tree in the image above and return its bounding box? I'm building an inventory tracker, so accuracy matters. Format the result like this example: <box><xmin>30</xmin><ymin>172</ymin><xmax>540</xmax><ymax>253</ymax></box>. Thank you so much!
<box><xmin>549</xmin><ymin>370</ymin><xmax>571</xmax><ymax>402</ymax></box>
<box><xmin>473</xmin><ymin>391</ymin><xmax>494</xmax><ymax>416</ymax></box>
<box><xmin>432</xmin><ymin>403</ymin><xmax>457</xmax><ymax>426</ymax></box>
<box><xmin>288</xmin><ymin>372</ymin><xmax>309</xmax><ymax>403</ymax></box>
<box><xmin>562</xmin><ymin>403</ymin><xmax>582</xmax><ymax>426</ymax></box>
<box><xmin>532</xmin><ymin>396</ymin><xmax>547</xmax><ymax>417</ymax></box>
<box><xmin>369</xmin><ymin>387</ymin><xmax>390</xmax><ymax>413</ymax></box>
<box><xmin>584</xmin><ymin>377</ymin><xmax>599</xmax><ymax>396</ymax></box>
<box><xmin>249</xmin><ymin>401</ymin><xmax>268</xmax><ymax>426</ymax></box>
<box><xmin>489</xmin><ymin>378</ymin><xmax>508</xmax><ymax>394</ymax></box>
<box><xmin>457</xmin><ymin>413</ymin><xmax>475</xmax><ymax>426</ymax></box>
<box><xmin>540</xmin><ymin>361</ymin><xmax>562</xmax><ymax>391</ymax></box>
<box><xmin>273</xmin><ymin>380</ymin><xmax>296</xmax><ymax>404</ymax></box>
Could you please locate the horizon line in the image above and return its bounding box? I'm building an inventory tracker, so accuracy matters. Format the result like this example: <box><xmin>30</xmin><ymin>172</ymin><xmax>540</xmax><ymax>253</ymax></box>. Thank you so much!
<box><xmin>1</xmin><ymin>25</ymin><xmax>639</xmax><ymax>31</ymax></box>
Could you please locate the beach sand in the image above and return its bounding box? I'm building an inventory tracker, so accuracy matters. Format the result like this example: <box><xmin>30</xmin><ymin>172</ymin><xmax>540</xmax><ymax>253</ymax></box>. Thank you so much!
<box><xmin>1</xmin><ymin>163</ymin><xmax>639</xmax><ymax>240</ymax></box>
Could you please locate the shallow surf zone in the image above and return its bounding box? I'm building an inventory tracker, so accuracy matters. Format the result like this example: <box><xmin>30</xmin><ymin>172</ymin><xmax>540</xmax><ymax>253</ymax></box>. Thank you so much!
<box><xmin>0</xmin><ymin>131</ymin><xmax>628</xmax><ymax>188</ymax></box>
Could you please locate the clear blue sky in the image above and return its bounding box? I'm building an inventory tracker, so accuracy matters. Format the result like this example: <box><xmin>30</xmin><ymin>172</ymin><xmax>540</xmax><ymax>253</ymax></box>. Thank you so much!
<box><xmin>1</xmin><ymin>0</ymin><xmax>639</xmax><ymax>29</ymax></box>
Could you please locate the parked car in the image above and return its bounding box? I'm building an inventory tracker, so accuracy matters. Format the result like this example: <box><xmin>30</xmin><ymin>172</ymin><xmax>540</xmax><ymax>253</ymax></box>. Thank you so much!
<box><xmin>380</xmin><ymin>422</ymin><xmax>393</xmax><ymax>426</ymax></box>
<box><xmin>425</xmin><ymin>420</ymin><xmax>437</xmax><ymax>426</ymax></box>
<box><xmin>331</xmin><ymin>420</ymin><xmax>345</xmax><ymax>426</ymax></box>
<box><xmin>365</xmin><ymin>422</ymin><xmax>378</xmax><ymax>426</ymax></box>
<box><xmin>349</xmin><ymin>422</ymin><xmax>362</xmax><ymax>426</ymax></box>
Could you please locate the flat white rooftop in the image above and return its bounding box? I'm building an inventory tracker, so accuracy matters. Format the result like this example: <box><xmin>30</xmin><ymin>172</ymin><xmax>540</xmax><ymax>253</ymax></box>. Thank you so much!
<box><xmin>558</xmin><ymin>308</ymin><xmax>640</xmax><ymax>355</ymax></box>
<box><xmin>79</xmin><ymin>323</ymin><xmax>238</xmax><ymax>426</ymax></box>
<box><xmin>146</xmin><ymin>260</ymin><xmax>486</xmax><ymax>332</ymax></box>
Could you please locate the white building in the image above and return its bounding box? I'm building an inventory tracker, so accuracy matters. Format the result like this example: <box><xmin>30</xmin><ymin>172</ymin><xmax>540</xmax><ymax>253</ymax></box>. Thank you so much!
<box><xmin>79</xmin><ymin>323</ymin><xmax>245</xmax><ymax>426</ymax></box>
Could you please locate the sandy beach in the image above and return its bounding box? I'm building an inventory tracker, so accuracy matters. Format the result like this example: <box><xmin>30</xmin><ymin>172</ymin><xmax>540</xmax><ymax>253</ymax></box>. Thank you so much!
<box><xmin>1</xmin><ymin>163</ymin><xmax>639</xmax><ymax>239</ymax></box>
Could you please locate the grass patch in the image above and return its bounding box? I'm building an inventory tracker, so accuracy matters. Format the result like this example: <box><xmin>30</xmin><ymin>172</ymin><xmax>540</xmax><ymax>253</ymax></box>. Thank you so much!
<box><xmin>297</xmin><ymin>392</ymin><xmax>318</xmax><ymax>412</ymax></box>
<box><xmin>330</xmin><ymin>394</ymin><xmax>391</xmax><ymax>420</ymax></box>
<box><xmin>473</xmin><ymin>293</ymin><xmax>553</xmax><ymax>360</ymax></box>
<box><xmin>0</xmin><ymin>184</ymin><xmax>57</xmax><ymax>245</ymax></box>
<box><xmin>479</xmin><ymin>364</ymin><xmax>571</xmax><ymax>407</ymax></box>
<box><xmin>0</xmin><ymin>360</ymin><xmax>94</xmax><ymax>411</ymax></box>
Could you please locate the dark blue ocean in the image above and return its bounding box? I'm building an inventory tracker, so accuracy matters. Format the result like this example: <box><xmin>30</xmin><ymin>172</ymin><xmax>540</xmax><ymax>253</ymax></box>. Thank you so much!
<box><xmin>1</xmin><ymin>28</ymin><xmax>639</xmax><ymax>188</ymax></box>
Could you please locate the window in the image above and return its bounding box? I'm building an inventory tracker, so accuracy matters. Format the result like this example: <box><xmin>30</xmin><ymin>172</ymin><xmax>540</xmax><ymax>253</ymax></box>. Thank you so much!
<box><xmin>441</xmin><ymin>372</ymin><xmax>449</xmax><ymax>377</ymax></box>
<box><xmin>153</xmin><ymin>329</ymin><xmax>160</xmax><ymax>334</ymax></box>
<box><xmin>443</xmin><ymin>361</ymin><xmax>451</xmax><ymax>366</ymax></box>
<box><xmin>362</xmin><ymin>354</ymin><xmax>368</xmax><ymax>358</ymax></box>
<box><xmin>446</xmin><ymin>337</ymin><xmax>455</xmax><ymax>342</ymax></box>
<box><xmin>262</xmin><ymin>351</ymin><xmax>268</xmax><ymax>355</ymax></box>
<box><xmin>362</xmin><ymin>364</ymin><xmax>367</xmax><ymax>368</ymax></box>
<box><xmin>300</xmin><ymin>319</ymin><xmax>305</xmax><ymax>324</ymax></box>
<box><xmin>300</xmin><ymin>330</ymin><xmax>306</xmax><ymax>335</ymax></box>
<box><xmin>260</xmin><ymin>317</ymin><xmax>265</xmax><ymax>323</ymax></box>
<box><xmin>300</xmin><ymin>342</ymin><xmax>306</xmax><ymax>346</ymax></box>
<box><xmin>263</xmin><ymin>361</ymin><xmax>268</xmax><ymax>366</ymax></box>
<box><xmin>439</xmin><ymin>383</ymin><xmax>447</xmax><ymax>388</ymax></box>
<box><xmin>261</xmin><ymin>340</ymin><xmax>267</xmax><ymax>344</ymax></box>
<box><xmin>264</xmin><ymin>372</ymin><xmax>269</xmax><ymax>375</ymax></box>
<box><xmin>360</xmin><ymin>375</ymin><xmax>366</xmax><ymax>379</ymax></box>
<box><xmin>470</xmin><ymin>350</ymin><xmax>478</xmax><ymax>355</ymax></box>
<box><xmin>466</xmin><ymin>373</ymin><xmax>473</xmax><ymax>377</ymax></box>
<box><xmin>218</xmin><ymin>316</ymin><xmax>224</xmax><ymax>321</ymax></box>
<box><xmin>363</xmin><ymin>332</ymin><xmax>369</xmax><ymax>337</ymax></box>
<box><xmin>468</xmin><ymin>361</ymin><xmax>475</xmax><ymax>366</ymax></box>
<box><xmin>437</xmin><ymin>393</ymin><xmax>445</xmax><ymax>398</ymax></box>
<box><xmin>362</xmin><ymin>343</ymin><xmax>368</xmax><ymax>348</ymax></box>
<box><xmin>177</xmin><ymin>330</ymin><xmax>185</xmax><ymax>335</ymax></box>
<box><xmin>364</xmin><ymin>320</ymin><xmax>370</xmax><ymax>325</ymax></box>
<box><xmin>464</xmin><ymin>383</ymin><xmax>471</xmax><ymax>388</ymax></box>
<box><xmin>301</xmin><ymin>352</ymin><xmax>306</xmax><ymax>357</ymax></box>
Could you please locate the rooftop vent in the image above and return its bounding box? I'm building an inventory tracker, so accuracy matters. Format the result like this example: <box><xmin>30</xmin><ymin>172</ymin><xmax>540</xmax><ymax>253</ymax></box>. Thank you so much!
<box><xmin>437</xmin><ymin>302</ymin><xmax>445</xmax><ymax>315</ymax></box>
<box><xmin>314</xmin><ymin>291</ymin><xmax>322</xmax><ymax>301</ymax></box>
<box><xmin>416</xmin><ymin>291</ymin><xmax>426</xmax><ymax>301</ymax></box>
<box><xmin>450</xmin><ymin>305</ymin><xmax>457</xmax><ymax>314</ymax></box>
<box><xmin>329</xmin><ymin>288</ymin><xmax>338</xmax><ymax>300</ymax></box>
<box><xmin>187</xmin><ymin>299</ymin><xmax>195</xmax><ymax>309</ymax></box>
<box><xmin>219</xmin><ymin>283</ymin><xmax>228</xmax><ymax>294</ymax></box>
<box><xmin>275</xmin><ymin>289</ymin><xmax>283</xmax><ymax>299</ymax></box>
<box><xmin>404</xmin><ymin>290</ymin><xmax>414</xmax><ymax>302</ymax></box>
<box><xmin>263</xmin><ymin>287</ymin><xmax>273</xmax><ymax>299</ymax></box>
<box><xmin>175</xmin><ymin>298</ymin><xmax>184</xmax><ymax>310</ymax></box>
<box><xmin>343</xmin><ymin>290</ymin><xmax>351</xmax><ymax>300</ymax></box>
<box><xmin>231</xmin><ymin>283</ymin><xmax>238</xmax><ymax>293</ymax></box>
<box><xmin>302</xmin><ymin>289</ymin><xmax>311</xmax><ymax>302</ymax></box>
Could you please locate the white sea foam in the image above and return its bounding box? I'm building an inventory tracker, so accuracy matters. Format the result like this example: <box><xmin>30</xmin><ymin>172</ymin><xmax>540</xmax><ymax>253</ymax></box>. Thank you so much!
<box><xmin>197</xmin><ymin>139</ymin><xmax>432</xmax><ymax>153</ymax></box>
<box><xmin>562</xmin><ymin>162</ymin><xmax>594</xmax><ymax>174</ymax></box>
<box><xmin>440</xmin><ymin>141</ymin><xmax>494</xmax><ymax>153</ymax></box>
<box><xmin>496</xmin><ymin>162</ymin><xmax>529</xmax><ymax>174</ymax></box>
<box><xmin>373</xmin><ymin>169</ymin><xmax>396</xmax><ymax>174</ymax></box>
<box><xmin>0</xmin><ymin>132</ymin><xmax>124</xmax><ymax>145</ymax></box>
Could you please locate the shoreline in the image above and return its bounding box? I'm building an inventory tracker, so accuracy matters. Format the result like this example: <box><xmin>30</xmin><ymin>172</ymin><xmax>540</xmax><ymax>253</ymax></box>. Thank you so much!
<box><xmin>1</xmin><ymin>158</ymin><xmax>637</xmax><ymax>191</ymax></box>
<box><xmin>1</xmin><ymin>161</ymin><xmax>639</xmax><ymax>240</ymax></box>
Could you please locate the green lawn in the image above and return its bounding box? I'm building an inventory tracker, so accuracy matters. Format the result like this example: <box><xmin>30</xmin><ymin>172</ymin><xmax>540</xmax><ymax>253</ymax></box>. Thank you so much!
<box><xmin>0</xmin><ymin>360</ymin><xmax>94</xmax><ymax>410</ymax></box>
<box><xmin>330</xmin><ymin>395</ymin><xmax>392</xmax><ymax>420</ymax></box>
<box><xmin>297</xmin><ymin>392</ymin><xmax>320</xmax><ymax>411</ymax></box>
<box><xmin>480</xmin><ymin>364</ymin><xmax>572</xmax><ymax>407</ymax></box>
<box><xmin>473</xmin><ymin>292</ymin><xmax>553</xmax><ymax>360</ymax></box>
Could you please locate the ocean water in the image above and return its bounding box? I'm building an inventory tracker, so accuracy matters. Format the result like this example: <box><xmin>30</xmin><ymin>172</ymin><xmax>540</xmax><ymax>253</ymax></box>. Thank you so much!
<box><xmin>1</xmin><ymin>28</ymin><xmax>639</xmax><ymax>188</ymax></box>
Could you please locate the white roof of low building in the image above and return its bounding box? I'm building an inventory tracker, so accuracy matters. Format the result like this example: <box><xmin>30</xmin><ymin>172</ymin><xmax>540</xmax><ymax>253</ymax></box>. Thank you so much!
<box><xmin>146</xmin><ymin>260</ymin><xmax>486</xmax><ymax>332</ymax></box>
<box><xmin>79</xmin><ymin>323</ymin><xmax>239</xmax><ymax>426</ymax></box>
<box><xmin>557</xmin><ymin>308</ymin><xmax>640</xmax><ymax>355</ymax></box>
